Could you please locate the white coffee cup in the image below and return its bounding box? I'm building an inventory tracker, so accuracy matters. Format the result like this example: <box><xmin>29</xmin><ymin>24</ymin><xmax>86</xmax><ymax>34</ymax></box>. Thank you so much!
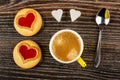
<box><xmin>49</xmin><ymin>29</ymin><xmax>86</xmax><ymax>67</ymax></box>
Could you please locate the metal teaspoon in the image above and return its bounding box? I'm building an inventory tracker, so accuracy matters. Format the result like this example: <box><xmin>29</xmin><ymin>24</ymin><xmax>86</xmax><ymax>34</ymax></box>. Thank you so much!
<box><xmin>94</xmin><ymin>8</ymin><xmax>110</xmax><ymax>68</ymax></box>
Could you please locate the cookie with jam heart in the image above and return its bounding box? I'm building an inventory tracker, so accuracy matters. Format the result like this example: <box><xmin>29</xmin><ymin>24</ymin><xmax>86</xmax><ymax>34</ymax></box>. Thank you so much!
<box><xmin>13</xmin><ymin>40</ymin><xmax>42</xmax><ymax>69</ymax></box>
<box><xmin>14</xmin><ymin>8</ymin><xmax>42</xmax><ymax>36</ymax></box>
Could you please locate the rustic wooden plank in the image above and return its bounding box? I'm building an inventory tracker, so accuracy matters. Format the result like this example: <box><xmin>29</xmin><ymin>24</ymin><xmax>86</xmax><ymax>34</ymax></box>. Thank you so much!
<box><xmin>0</xmin><ymin>0</ymin><xmax>120</xmax><ymax>80</ymax></box>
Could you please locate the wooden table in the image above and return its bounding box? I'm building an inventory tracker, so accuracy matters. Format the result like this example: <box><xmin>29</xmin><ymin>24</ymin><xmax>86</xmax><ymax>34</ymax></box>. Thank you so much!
<box><xmin>0</xmin><ymin>0</ymin><xmax>120</xmax><ymax>80</ymax></box>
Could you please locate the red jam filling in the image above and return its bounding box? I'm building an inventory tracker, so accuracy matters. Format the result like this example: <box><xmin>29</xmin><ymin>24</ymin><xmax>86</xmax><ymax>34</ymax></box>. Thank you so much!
<box><xmin>19</xmin><ymin>45</ymin><xmax>37</xmax><ymax>60</ymax></box>
<box><xmin>18</xmin><ymin>13</ymin><xmax>35</xmax><ymax>28</ymax></box>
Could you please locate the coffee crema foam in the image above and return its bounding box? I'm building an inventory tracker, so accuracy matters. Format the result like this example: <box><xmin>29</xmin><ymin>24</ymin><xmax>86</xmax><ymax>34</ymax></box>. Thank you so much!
<box><xmin>52</xmin><ymin>32</ymin><xmax>81</xmax><ymax>61</ymax></box>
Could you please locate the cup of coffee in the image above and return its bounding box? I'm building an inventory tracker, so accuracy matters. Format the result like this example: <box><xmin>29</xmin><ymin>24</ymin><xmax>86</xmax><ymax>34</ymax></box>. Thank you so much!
<box><xmin>49</xmin><ymin>29</ymin><xmax>86</xmax><ymax>67</ymax></box>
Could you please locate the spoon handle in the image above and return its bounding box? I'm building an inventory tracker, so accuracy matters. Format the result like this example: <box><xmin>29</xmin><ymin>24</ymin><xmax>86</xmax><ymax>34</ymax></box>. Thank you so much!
<box><xmin>94</xmin><ymin>29</ymin><xmax>102</xmax><ymax>68</ymax></box>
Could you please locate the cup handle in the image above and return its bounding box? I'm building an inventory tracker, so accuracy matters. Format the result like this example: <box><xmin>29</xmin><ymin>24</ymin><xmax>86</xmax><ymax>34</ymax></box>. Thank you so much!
<box><xmin>77</xmin><ymin>57</ymin><xmax>87</xmax><ymax>68</ymax></box>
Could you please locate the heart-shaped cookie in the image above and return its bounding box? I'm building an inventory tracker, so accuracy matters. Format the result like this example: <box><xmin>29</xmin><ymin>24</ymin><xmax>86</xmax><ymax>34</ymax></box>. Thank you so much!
<box><xmin>18</xmin><ymin>13</ymin><xmax>35</xmax><ymax>28</ymax></box>
<box><xmin>70</xmin><ymin>9</ymin><xmax>81</xmax><ymax>22</ymax></box>
<box><xmin>19</xmin><ymin>45</ymin><xmax>37</xmax><ymax>60</ymax></box>
<box><xmin>14</xmin><ymin>8</ymin><xmax>42</xmax><ymax>36</ymax></box>
<box><xmin>51</xmin><ymin>9</ymin><xmax>63</xmax><ymax>22</ymax></box>
<box><xmin>13</xmin><ymin>40</ymin><xmax>42</xmax><ymax>69</ymax></box>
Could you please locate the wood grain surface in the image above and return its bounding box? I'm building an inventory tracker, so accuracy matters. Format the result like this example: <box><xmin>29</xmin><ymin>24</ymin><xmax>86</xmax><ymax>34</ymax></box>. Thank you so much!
<box><xmin>0</xmin><ymin>0</ymin><xmax>120</xmax><ymax>80</ymax></box>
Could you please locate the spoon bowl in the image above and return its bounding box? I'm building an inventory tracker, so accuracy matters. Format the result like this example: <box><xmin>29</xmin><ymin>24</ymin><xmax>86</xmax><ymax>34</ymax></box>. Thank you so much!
<box><xmin>96</xmin><ymin>8</ymin><xmax>110</xmax><ymax>26</ymax></box>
